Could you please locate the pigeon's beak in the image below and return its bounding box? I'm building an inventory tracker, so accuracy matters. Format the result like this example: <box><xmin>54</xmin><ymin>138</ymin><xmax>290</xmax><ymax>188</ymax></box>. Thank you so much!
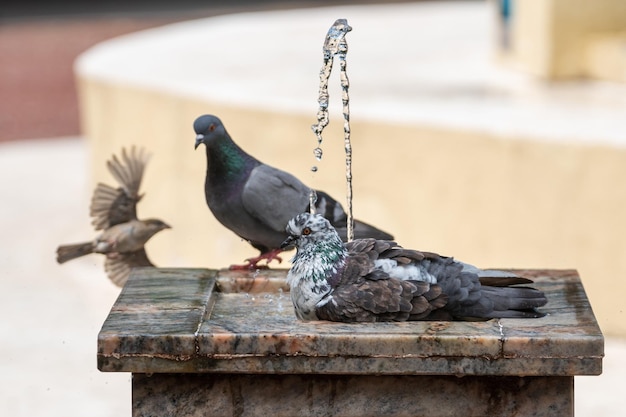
<box><xmin>194</xmin><ymin>134</ymin><xmax>205</xmax><ymax>150</ymax></box>
<box><xmin>280</xmin><ymin>235</ymin><xmax>297</xmax><ymax>250</ymax></box>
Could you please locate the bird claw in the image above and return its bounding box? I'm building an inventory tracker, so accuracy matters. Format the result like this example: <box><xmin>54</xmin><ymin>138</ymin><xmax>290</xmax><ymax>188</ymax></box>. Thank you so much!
<box><xmin>228</xmin><ymin>263</ymin><xmax>269</xmax><ymax>271</ymax></box>
<box><xmin>228</xmin><ymin>250</ymin><xmax>283</xmax><ymax>270</ymax></box>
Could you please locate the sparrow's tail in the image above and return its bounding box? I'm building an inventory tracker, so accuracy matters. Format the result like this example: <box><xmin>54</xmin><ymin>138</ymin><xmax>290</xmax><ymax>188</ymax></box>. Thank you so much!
<box><xmin>56</xmin><ymin>242</ymin><xmax>94</xmax><ymax>263</ymax></box>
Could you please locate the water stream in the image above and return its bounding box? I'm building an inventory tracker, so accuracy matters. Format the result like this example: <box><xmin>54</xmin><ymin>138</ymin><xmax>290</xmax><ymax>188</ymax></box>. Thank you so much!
<box><xmin>309</xmin><ymin>18</ymin><xmax>354</xmax><ymax>241</ymax></box>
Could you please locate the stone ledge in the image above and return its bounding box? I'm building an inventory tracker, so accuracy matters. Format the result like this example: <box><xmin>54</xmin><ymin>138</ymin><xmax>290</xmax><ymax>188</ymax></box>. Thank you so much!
<box><xmin>98</xmin><ymin>267</ymin><xmax>603</xmax><ymax>376</ymax></box>
<box><xmin>132</xmin><ymin>373</ymin><xmax>574</xmax><ymax>417</ymax></box>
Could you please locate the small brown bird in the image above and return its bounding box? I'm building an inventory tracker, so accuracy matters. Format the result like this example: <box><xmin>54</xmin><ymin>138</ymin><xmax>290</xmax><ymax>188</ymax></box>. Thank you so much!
<box><xmin>56</xmin><ymin>147</ymin><xmax>170</xmax><ymax>286</ymax></box>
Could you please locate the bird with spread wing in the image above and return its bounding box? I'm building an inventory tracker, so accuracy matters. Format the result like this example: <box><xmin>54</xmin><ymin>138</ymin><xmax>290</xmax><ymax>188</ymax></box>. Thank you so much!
<box><xmin>56</xmin><ymin>147</ymin><xmax>170</xmax><ymax>286</ymax></box>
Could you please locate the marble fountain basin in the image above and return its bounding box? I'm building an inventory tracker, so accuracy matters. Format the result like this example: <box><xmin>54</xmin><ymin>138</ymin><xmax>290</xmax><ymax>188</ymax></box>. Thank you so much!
<box><xmin>98</xmin><ymin>267</ymin><xmax>602</xmax><ymax>376</ymax></box>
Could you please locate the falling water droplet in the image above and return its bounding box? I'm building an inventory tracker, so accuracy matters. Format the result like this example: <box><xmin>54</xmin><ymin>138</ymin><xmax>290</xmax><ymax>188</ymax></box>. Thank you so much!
<box><xmin>276</xmin><ymin>288</ymin><xmax>285</xmax><ymax>311</ymax></box>
<box><xmin>311</xmin><ymin>166</ymin><xmax>318</xmax><ymax>172</ymax></box>
<box><xmin>309</xmin><ymin>189</ymin><xmax>317</xmax><ymax>214</ymax></box>
<box><xmin>313</xmin><ymin>147</ymin><xmax>323</xmax><ymax>161</ymax></box>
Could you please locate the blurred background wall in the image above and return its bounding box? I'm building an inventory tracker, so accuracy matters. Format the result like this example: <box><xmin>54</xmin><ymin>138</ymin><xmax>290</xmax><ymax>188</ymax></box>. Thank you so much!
<box><xmin>1</xmin><ymin>0</ymin><xmax>387</xmax><ymax>142</ymax></box>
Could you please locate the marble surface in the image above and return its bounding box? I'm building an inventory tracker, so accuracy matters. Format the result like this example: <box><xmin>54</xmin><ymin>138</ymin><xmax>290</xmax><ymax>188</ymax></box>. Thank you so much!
<box><xmin>98</xmin><ymin>268</ymin><xmax>603</xmax><ymax>376</ymax></box>
<box><xmin>132</xmin><ymin>373</ymin><xmax>573</xmax><ymax>417</ymax></box>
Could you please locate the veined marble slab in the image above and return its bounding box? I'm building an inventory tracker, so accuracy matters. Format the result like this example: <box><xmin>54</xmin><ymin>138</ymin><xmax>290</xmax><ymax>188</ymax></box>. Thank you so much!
<box><xmin>98</xmin><ymin>268</ymin><xmax>603</xmax><ymax>376</ymax></box>
<box><xmin>132</xmin><ymin>374</ymin><xmax>574</xmax><ymax>417</ymax></box>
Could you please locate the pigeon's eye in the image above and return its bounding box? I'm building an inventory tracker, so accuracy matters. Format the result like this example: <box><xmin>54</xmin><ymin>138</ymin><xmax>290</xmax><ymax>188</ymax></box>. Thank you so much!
<box><xmin>209</xmin><ymin>124</ymin><xmax>216</xmax><ymax>132</ymax></box>
<box><xmin>302</xmin><ymin>227</ymin><xmax>312</xmax><ymax>236</ymax></box>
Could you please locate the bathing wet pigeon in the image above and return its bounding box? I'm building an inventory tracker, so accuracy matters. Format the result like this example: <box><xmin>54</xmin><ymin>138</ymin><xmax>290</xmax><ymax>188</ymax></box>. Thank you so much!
<box><xmin>193</xmin><ymin>114</ymin><xmax>393</xmax><ymax>270</ymax></box>
<box><xmin>282</xmin><ymin>212</ymin><xmax>547</xmax><ymax>322</ymax></box>
<box><xmin>56</xmin><ymin>147</ymin><xmax>170</xmax><ymax>286</ymax></box>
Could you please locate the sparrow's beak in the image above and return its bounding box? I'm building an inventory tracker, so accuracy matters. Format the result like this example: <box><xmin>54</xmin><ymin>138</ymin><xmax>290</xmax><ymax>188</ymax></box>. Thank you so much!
<box><xmin>194</xmin><ymin>134</ymin><xmax>205</xmax><ymax>150</ymax></box>
<box><xmin>162</xmin><ymin>222</ymin><xmax>172</xmax><ymax>229</ymax></box>
<box><xmin>280</xmin><ymin>235</ymin><xmax>296</xmax><ymax>250</ymax></box>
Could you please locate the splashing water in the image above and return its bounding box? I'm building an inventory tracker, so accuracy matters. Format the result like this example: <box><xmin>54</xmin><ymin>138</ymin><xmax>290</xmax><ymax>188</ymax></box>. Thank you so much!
<box><xmin>308</xmin><ymin>189</ymin><xmax>317</xmax><ymax>214</ymax></box>
<box><xmin>309</xmin><ymin>18</ymin><xmax>354</xmax><ymax>241</ymax></box>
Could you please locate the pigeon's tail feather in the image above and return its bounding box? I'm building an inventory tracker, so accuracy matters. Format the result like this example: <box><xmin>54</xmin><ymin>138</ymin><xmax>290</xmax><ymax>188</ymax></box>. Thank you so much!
<box><xmin>352</xmin><ymin>220</ymin><xmax>394</xmax><ymax>240</ymax></box>
<box><xmin>490</xmin><ymin>309</ymin><xmax>547</xmax><ymax>319</ymax></box>
<box><xmin>478</xmin><ymin>275</ymin><xmax>535</xmax><ymax>287</ymax></box>
<box><xmin>310</xmin><ymin>190</ymin><xmax>344</xmax><ymax>222</ymax></box>
<box><xmin>481</xmin><ymin>285</ymin><xmax>548</xmax><ymax>318</ymax></box>
<box><xmin>56</xmin><ymin>242</ymin><xmax>94</xmax><ymax>263</ymax></box>
<box><xmin>312</xmin><ymin>190</ymin><xmax>393</xmax><ymax>241</ymax></box>
<box><xmin>462</xmin><ymin>264</ymin><xmax>533</xmax><ymax>285</ymax></box>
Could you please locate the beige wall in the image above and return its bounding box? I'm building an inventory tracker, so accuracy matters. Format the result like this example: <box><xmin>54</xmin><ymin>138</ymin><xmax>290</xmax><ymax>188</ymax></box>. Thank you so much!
<box><xmin>78</xmin><ymin>76</ymin><xmax>626</xmax><ymax>337</ymax></box>
<box><xmin>496</xmin><ymin>0</ymin><xmax>626</xmax><ymax>81</ymax></box>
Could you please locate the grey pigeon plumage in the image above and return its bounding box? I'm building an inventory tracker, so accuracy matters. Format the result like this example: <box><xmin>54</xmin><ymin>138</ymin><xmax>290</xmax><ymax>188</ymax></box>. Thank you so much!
<box><xmin>282</xmin><ymin>213</ymin><xmax>547</xmax><ymax>322</ymax></box>
<box><xmin>193</xmin><ymin>114</ymin><xmax>393</xmax><ymax>269</ymax></box>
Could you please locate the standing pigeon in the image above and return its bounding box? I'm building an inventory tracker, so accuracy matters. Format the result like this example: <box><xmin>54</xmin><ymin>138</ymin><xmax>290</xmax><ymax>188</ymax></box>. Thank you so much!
<box><xmin>193</xmin><ymin>114</ymin><xmax>392</xmax><ymax>269</ymax></box>
<box><xmin>282</xmin><ymin>212</ymin><xmax>547</xmax><ymax>322</ymax></box>
<box><xmin>56</xmin><ymin>147</ymin><xmax>170</xmax><ymax>286</ymax></box>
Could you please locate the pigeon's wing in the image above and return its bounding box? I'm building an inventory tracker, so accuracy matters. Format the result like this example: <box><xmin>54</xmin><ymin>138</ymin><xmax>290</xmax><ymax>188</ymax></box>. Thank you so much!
<box><xmin>103</xmin><ymin>249</ymin><xmax>154</xmax><ymax>287</ymax></box>
<box><xmin>346</xmin><ymin>238</ymin><xmax>429</xmax><ymax>265</ymax></box>
<box><xmin>422</xmin><ymin>258</ymin><xmax>547</xmax><ymax>319</ymax></box>
<box><xmin>241</xmin><ymin>164</ymin><xmax>310</xmax><ymax>232</ymax></box>
<box><xmin>90</xmin><ymin>147</ymin><xmax>151</xmax><ymax>229</ymax></box>
<box><xmin>339</xmin><ymin>240</ymin><xmax>546</xmax><ymax>321</ymax></box>
<box><xmin>316</xmin><ymin>254</ymin><xmax>448</xmax><ymax>322</ymax></box>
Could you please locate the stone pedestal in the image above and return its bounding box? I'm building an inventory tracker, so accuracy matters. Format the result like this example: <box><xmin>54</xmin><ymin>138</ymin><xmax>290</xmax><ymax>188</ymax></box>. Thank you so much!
<box><xmin>98</xmin><ymin>268</ymin><xmax>603</xmax><ymax>416</ymax></box>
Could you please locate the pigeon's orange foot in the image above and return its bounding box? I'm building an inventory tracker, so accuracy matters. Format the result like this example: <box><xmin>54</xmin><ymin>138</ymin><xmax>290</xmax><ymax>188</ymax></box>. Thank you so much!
<box><xmin>228</xmin><ymin>249</ymin><xmax>283</xmax><ymax>270</ymax></box>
